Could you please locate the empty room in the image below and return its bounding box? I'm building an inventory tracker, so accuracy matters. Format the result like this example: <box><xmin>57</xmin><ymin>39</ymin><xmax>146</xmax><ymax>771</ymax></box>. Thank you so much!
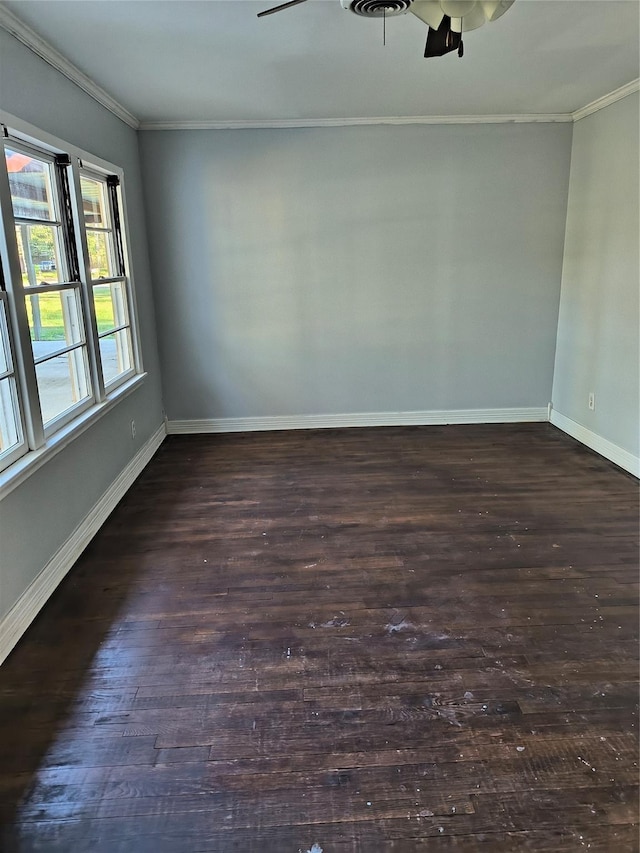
<box><xmin>0</xmin><ymin>0</ymin><xmax>638</xmax><ymax>850</ymax></box>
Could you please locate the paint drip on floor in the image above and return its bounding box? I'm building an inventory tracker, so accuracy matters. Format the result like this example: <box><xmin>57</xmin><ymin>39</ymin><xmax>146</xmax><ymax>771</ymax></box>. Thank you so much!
<box><xmin>306</xmin><ymin>845</ymin><xmax>323</xmax><ymax>853</ymax></box>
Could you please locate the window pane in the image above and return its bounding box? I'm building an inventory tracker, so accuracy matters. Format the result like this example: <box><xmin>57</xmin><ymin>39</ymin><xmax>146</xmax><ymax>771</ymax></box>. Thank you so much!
<box><xmin>0</xmin><ymin>377</ymin><xmax>22</xmax><ymax>453</ymax></box>
<box><xmin>99</xmin><ymin>329</ymin><xmax>132</xmax><ymax>385</ymax></box>
<box><xmin>27</xmin><ymin>289</ymin><xmax>84</xmax><ymax>348</ymax></box>
<box><xmin>5</xmin><ymin>147</ymin><xmax>56</xmax><ymax>221</ymax></box>
<box><xmin>93</xmin><ymin>280</ymin><xmax>129</xmax><ymax>334</ymax></box>
<box><xmin>35</xmin><ymin>347</ymin><xmax>91</xmax><ymax>424</ymax></box>
<box><xmin>80</xmin><ymin>176</ymin><xmax>107</xmax><ymax>227</ymax></box>
<box><xmin>86</xmin><ymin>230</ymin><xmax>113</xmax><ymax>279</ymax></box>
<box><xmin>15</xmin><ymin>223</ymin><xmax>64</xmax><ymax>286</ymax></box>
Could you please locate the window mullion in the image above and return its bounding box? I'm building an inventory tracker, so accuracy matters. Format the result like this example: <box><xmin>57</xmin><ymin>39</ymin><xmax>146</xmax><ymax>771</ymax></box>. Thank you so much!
<box><xmin>22</xmin><ymin>281</ymin><xmax>80</xmax><ymax>295</ymax></box>
<box><xmin>97</xmin><ymin>323</ymin><xmax>130</xmax><ymax>339</ymax></box>
<box><xmin>14</xmin><ymin>216</ymin><xmax>63</xmax><ymax>228</ymax></box>
<box><xmin>33</xmin><ymin>340</ymin><xmax>85</xmax><ymax>366</ymax></box>
<box><xmin>0</xmin><ymin>146</ymin><xmax>45</xmax><ymax>449</ymax></box>
<box><xmin>68</xmin><ymin>158</ymin><xmax>105</xmax><ymax>403</ymax></box>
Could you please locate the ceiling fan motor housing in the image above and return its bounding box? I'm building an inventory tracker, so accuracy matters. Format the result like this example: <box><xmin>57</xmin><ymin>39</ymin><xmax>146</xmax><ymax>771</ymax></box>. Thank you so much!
<box><xmin>341</xmin><ymin>0</ymin><xmax>412</xmax><ymax>17</ymax></box>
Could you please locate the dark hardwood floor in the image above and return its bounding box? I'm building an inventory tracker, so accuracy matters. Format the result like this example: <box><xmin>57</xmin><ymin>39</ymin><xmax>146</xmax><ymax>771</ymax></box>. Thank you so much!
<box><xmin>0</xmin><ymin>423</ymin><xmax>638</xmax><ymax>852</ymax></box>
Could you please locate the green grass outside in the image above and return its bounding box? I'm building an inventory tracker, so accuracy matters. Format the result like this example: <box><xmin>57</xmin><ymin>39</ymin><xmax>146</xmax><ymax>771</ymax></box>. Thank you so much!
<box><xmin>26</xmin><ymin>289</ymin><xmax>114</xmax><ymax>341</ymax></box>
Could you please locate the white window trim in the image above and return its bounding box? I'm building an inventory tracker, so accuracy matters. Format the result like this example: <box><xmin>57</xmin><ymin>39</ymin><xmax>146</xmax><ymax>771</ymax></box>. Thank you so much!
<box><xmin>0</xmin><ymin>110</ymin><xmax>145</xmax><ymax>490</ymax></box>
<box><xmin>0</xmin><ymin>291</ymin><xmax>27</xmax><ymax>469</ymax></box>
<box><xmin>0</xmin><ymin>372</ymin><xmax>146</xmax><ymax>501</ymax></box>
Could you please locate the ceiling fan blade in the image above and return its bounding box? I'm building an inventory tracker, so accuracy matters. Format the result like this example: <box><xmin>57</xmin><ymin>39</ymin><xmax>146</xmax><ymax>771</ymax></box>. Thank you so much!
<box><xmin>424</xmin><ymin>14</ymin><xmax>463</xmax><ymax>57</ymax></box>
<box><xmin>257</xmin><ymin>0</ymin><xmax>309</xmax><ymax>17</ymax></box>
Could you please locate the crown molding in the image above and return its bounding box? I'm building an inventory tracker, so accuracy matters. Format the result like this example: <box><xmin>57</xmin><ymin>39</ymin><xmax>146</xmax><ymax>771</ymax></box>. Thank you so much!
<box><xmin>0</xmin><ymin>4</ymin><xmax>139</xmax><ymax>130</ymax></box>
<box><xmin>0</xmin><ymin>2</ymin><xmax>635</xmax><ymax>133</ymax></box>
<box><xmin>138</xmin><ymin>113</ymin><xmax>573</xmax><ymax>131</ymax></box>
<box><xmin>572</xmin><ymin>78</ymin><xmax>640</xmax><ymax>122</ymax></box>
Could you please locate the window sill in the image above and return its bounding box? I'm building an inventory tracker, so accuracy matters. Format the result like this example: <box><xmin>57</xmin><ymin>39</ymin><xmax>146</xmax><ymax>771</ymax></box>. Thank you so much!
<box><xmin>0</xmin><ymin>373</ymin><xmax>147</xmax><ymax>501</ymax></box>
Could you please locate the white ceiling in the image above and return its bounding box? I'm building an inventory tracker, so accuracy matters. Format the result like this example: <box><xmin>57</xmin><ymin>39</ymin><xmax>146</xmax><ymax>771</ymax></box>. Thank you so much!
<box><xmin>2</xmin><ymin>0</ymin><xmax>639</xmax><ymax>125</ymax></box>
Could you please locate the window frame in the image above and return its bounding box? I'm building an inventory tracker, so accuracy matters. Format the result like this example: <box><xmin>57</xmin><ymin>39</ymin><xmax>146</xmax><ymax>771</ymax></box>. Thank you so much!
<box><xmin>0</xmin><ymin>111</ymin><xmax>145</xmax><ymax>495</ymax></box>
<box><xmin>6</xmin><ymin>137</ymin><xmax>96</xmax><ymax>435</ymax></box>
<box><xmin>78</xmin><ymin>165</ymin><xmax>139</xmax><ymax>393</ymax></box>
<box><xmin>0</xmin><ymin>282</ymin><xmax>28</xmax><ymax>471</ymax></box>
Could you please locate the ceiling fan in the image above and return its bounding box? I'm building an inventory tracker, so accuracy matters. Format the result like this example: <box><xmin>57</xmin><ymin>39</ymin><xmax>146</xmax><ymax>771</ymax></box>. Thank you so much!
<box><xmin>257</xmin><ymin>0</ymin><xmax>515</xmax><ymax>58</ymax></box>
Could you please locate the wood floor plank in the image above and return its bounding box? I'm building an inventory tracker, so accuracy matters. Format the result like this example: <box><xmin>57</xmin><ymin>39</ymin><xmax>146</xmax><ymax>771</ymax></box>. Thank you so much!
<box><xmin>1</xmin><ymin>424</ymin><xmax>637</xmax><ymax>851</ymax></box>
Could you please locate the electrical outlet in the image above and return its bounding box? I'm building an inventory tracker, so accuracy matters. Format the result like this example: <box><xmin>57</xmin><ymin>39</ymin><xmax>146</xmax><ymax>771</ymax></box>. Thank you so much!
<box><xmin>131</xmin><ymin>420</ymin><xmax>136</xmax><ymax>438</ymax></box>
<box><xmin>588</xmin><ymin>392</ymin><xmax>595</xmax><ymax>411</ymax></box>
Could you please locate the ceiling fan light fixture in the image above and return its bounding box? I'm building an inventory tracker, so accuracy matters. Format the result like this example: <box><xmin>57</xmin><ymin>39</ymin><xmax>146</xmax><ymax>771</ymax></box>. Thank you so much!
<box><xmin>409</xmin><ymin>0</ymin><xmax>445</xmax><ymax>28</ymax></box>
<box><xmin>439</xmin><ymin>0</ymin><xmax>476</xmax><ymax>17</ymax></box>
<box><xmin>481</xmin><ymin>0</ymin><xmax>515</xmax><ymax>22</ymax></box>
<box><xmin>449</xmin><ymin>4</ymin><xmax>488</xmax><ymax>32</ymax></box>
<box><xmin>410</xmin><ymin>0</ymin><xmax>514</xmax><ymax>31</ymax></box>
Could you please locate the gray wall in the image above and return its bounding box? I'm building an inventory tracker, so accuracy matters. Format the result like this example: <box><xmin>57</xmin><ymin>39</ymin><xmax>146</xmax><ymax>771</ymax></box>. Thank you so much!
<box><xmin>552</xmin><ymin>93</ymin><xmax>639</xmax><ymax>457</ymax></box>
<box><xmin>140</xmin><ymin>122</ymin><xmax>572</xmax><ymax>421</ymax></box>
<box><xmin>0</xmin><ymin>30</ymin><xmax>164</xmax><ymax>620</ymax></box>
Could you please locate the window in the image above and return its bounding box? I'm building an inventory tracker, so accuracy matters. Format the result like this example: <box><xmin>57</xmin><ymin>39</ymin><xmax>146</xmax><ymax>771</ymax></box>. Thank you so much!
<box><xmin>0</xmin><ymin>115</ymin><xmax>142</xmax><ymax>480</ymax></box>
<box><xmin>80</xmin><ymin>171</ymin><xmax>134</xmax><ymax>388</ymax></box>
<box><xmin>8</xmin><ymin>144</ymin><xmax>92</xmax><ymax>429</ymax></box>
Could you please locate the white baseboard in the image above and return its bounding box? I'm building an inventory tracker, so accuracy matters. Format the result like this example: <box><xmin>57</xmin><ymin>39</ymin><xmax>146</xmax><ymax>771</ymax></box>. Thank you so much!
<box><xmin>550</xmin><ymin>409</ymin><xmax>639</xmax><ymax>478</ymax></box>
<box><xmin>167</xmin><ymin>407</ymin><xmax>548</xmax><ymax>434</ymax></box>
<box><xmin>0</xmin><ymin>424</ymin><xmax>166</xmax><ymax>666</ymax></box>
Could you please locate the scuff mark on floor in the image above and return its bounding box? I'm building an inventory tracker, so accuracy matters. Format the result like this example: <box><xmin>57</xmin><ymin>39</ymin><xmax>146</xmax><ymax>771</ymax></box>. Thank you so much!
<box><xmin>386</xmin><ymin>619</ymin><xmax>414</xmax><ymax>634</ymax></box>
<box><xmin>433</xmin><ymin>706</ymin><xmax>463</xmax><ymax>727</ymax></box>
<box><xmin>319</xmin><ymin>616</ymin><xmax>350</xmax><ymax>628</ymax></box>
